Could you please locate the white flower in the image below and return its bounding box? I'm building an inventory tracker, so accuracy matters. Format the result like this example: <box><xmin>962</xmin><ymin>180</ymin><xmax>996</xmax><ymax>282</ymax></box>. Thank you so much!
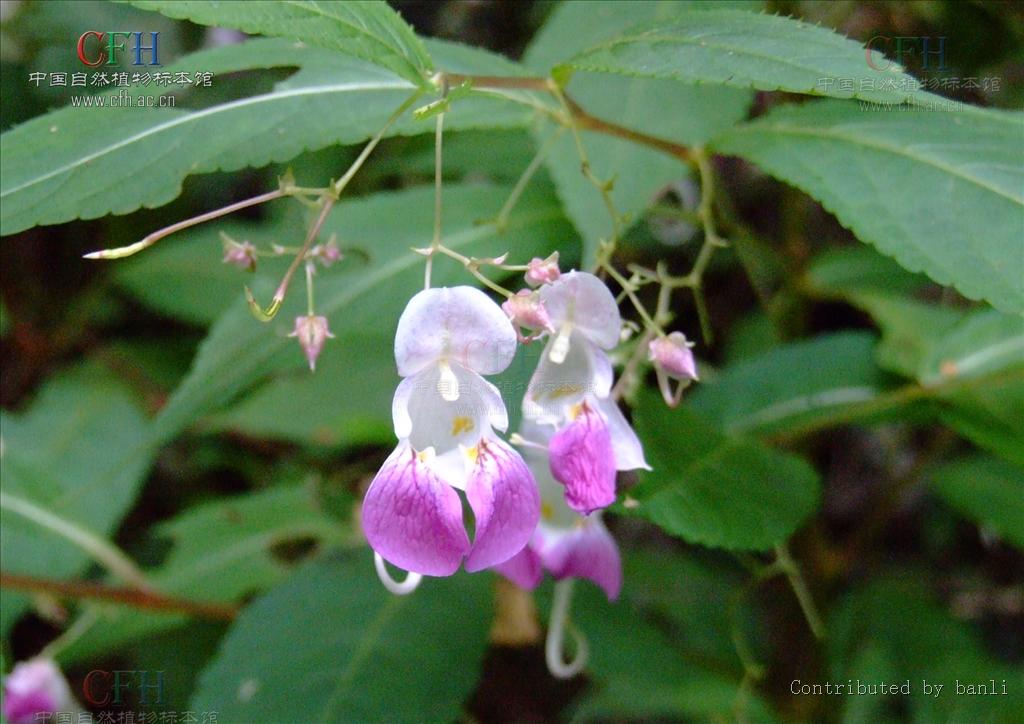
<box><xmin>363</xmin><ymin>287</ymin><xmax>540</xmax><ymax>579</ymax></box>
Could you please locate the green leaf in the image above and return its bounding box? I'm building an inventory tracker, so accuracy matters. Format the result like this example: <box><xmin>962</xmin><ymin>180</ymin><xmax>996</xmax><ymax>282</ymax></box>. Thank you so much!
<box><xmin>203</xmin><ymin>330</ymin><xmax>394</xmax><ymax>447</ymax></box>
<box><xmin>149</xmin><ymin>183</ymin><xmax>572</xmax><ymax>447</ymax></box>
<box><xmin>805</xmin><ymin>246</ymin><xmax>933</xmax><ymax>299</ymax></box>
<box><xmin>130</xmin><ymin>0</ymin><xmax>433</xmax><ymax>87</ymax></box>
<box><xmin>929</xmin><ymin>456</ymin><xmax>1024</xmax><ymax>549</ymax></box>
<box><xmin>525</xmin><ymin>1</ymin><xmax>753</xmax><ymax>263</ymax></box>
<box><xmin>691</xmin><ymin>331</ymin><xmax>891</xmax><ymax>435</ymax></box>
<box><xmin>0</xmin><ymin>39</ymin><xmax>534</xmax><ymax>235</ymax></box>
<box><xmin>558</xmin><ymin>9</ymin><xmax>960</xmax><ymax>107</ymax></box>
<box><xmin>190</xmin><ymin>553</ymin><xmax>491</xmax><ymax>722</ymax></box>
<box><xmin>622</xmin><ymin>547</ymin><xmax>758</xmax><ymax>667</ymax></box>
<box><xmin>630</xmin><ymin>394</ymin><xmax>820</xmax><ymax>550</ymax></box>
<box><xmin>830</xmin><ymin>577</ymin><xmax>1024</xmax><ymax>722</ymax></box>
<box><xmin>938</xmin><ymin>376</ymin><xmax>1024</xmax><ymax>470</ymax></box>
<box><xmin>713</xmin><ymin>101</ymin><xmax>1024</xmax><ymax>314</ymax></box>
<box><xmin>61</xmin><ymin>482</ymin><xmax>352</xmax><ymax>661</ymax></box>
<box><xmin>918</xmin><ymin>308</ymin><xmax>1024</xmax><ymax>386</ymax></box>
<box><xmin>559</xmin><ymin>576</ymin><xmax>776</xmax><ymax>722</ymax></box>
<box><xmin>0</xmin><ymin>365</ymin><xmax>154</xmax><ymax>634</ymax></box>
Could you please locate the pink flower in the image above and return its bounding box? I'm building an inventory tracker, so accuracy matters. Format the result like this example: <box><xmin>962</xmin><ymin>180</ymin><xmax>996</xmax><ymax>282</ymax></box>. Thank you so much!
<box><xmin>648</xmin><ymin>331</ymin><xmax>698</xmax><ymax>407</ymax></box>
<box><xmin>525</xmin><ymin>252</ymin><xmax>561</xmax><ymax>287</ymax></box>
<box><xmin>2</xmin><ymin>659</ymin><xmax>77</xmax><ymax>724</ymax></box>
<box><xmin>495</xmin><ymin>421</ymin><xmax>622</xmax><ymax>601</ymax></box>
<box><xmin>362</xmin><ymin>287</ymin><xmax>540</xmax><ymax>582</ymax></box>
<box><xmin>289</xmin><ymin>315</ymin><xmax>334</xmax><ymax>371</ymax></box>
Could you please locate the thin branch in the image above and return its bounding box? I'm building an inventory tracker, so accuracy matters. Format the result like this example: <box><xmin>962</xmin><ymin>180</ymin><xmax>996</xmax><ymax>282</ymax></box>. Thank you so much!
<box><xmin>0</xmin><ymin>572</ymin><xmax>238</xmax><ymax>621</ymax></box>
<box><xmin>0</xmin><ymin>490</ymin><xmax>151</xmax><ymax>590</ymax></box>
<box><xmin>83</xmin><ymin>189</ymin><xmax>285</xmax><ymax>260</ymax></box>
<box><xmin>774</xmin><ymin>543</ymin><xmax>825</xmax><ymax>640</ymax></box>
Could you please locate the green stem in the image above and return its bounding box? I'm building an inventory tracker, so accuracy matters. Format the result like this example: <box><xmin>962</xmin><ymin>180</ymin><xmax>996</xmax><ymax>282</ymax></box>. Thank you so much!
<box><xmin>495</xmin><ymin>127</ymin><xmax>565</xmax><ymax>229</ymax></box>
<box><xmin>775</xmin><ymin>543</ymin><xmax>825</xmax><ymax>640</ymax></box>
<box><xmin>0</xmin><ymin>491</ymin><xmax>150</xmax><ymax>590</ymax></box>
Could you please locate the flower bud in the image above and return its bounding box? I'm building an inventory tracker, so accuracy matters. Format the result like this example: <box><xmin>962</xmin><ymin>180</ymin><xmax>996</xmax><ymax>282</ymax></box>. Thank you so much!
<box><xmin>311</xmin><ymin>236</ymin><xmax>342</xmax><ymax>268</ymax></box>
<box><xmin>648</xmin><ymin>332</ymin><xmax>698</xmax><ymax>381</ymax></box>
<box><xmin>525</xmin><ymin>252</ymin><xmax>561</xmax><ymax>287</ymax></box>
<box><xmin>222</xmin><ymin>238</ymin><xmax>257</xmax><ymax>271</ymax></box>
<box><xmin>2</xmin><ymin>658</ymin><xmax>77</xmax><ymax>724</ymax></box>
<box><xmin>502</xmin><ymin>290</ymin><xmax>553</xmax><ymax>342</ymax></box>
<box><xmin>648</xmin><ymin>332</ymin><xmax>698</xmax><ymax>408</ymax></box>
<box><xmin>289</xmin><ymin>315</ymin><xmax>334</xmax><ymax>371</ymax></box>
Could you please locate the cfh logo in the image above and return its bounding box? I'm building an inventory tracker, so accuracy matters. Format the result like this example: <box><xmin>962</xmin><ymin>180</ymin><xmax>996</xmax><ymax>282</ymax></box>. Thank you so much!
<box><xmin>76</xmin><ymin>31</ymin><xmax>162</xmax><ymax>67</ymax></box>
<box><xmin>83</xmin><ymin>669</ymin><xmax>166</xmax><ymax>706</ymax></box>
<box><xmin>865</xmin><ymin>35</ymin><xmax>947</xmax><ymax>72</ymax></box>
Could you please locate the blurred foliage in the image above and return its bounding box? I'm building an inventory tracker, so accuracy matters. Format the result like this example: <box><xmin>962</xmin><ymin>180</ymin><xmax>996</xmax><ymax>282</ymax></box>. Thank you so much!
<box><xmin>1</xmin><ymin>2</ymin><xmax>1022</xmax><ymax>723</ymax></box>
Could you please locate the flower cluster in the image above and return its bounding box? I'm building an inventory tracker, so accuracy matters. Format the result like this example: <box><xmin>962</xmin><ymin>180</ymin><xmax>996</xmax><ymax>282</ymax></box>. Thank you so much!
<box><xmin>361</xmin><ymin>258</ymin><xmax>687</xmax><ymax>677</ymax></box>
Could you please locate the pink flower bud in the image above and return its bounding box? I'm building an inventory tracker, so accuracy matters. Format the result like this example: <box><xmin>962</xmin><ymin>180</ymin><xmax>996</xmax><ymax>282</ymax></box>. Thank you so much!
<box><xmin>648</xmin><ymin>332</ymin><xmax>698</xmax><ymax>381</ymax></box>
<box><xmin>222</xmin><ymin>239</ymin><xmax>257</xmax><ymax>271</ymax></box>
<box><xmin>2</xmin><ymin>658</ymin><xmax>77</xmax><ymax>724</ymax></box>
<box><xmin>312</xmin><ymin>237</ymin><xmax>342</xmax><ymax>268</ymax></box>
<box><xmin>502</xmin><ymin>290</ymin><xmax>553</xmax><ymax>342</ymax></box>
<box><xmin>289</xmin><ymin>315</ymin><xmax>334</xmax><ymax>371</ymax></box>
<box><xmin>525</xmin><ymin>252</ymin><xmax>561</xmax><ymax>287</ymax></box>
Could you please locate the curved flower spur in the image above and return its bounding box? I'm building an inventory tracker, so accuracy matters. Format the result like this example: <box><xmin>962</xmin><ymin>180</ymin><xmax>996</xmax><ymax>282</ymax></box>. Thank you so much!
<box><xmin>362</xmin><ymin>287</ymin><xmax>541</xmax><ymax>593</ymax></box>
<box><xmin>497</xmin><ymin>420</ymin><xmax>624</xmax><ymax>678</ymax></box>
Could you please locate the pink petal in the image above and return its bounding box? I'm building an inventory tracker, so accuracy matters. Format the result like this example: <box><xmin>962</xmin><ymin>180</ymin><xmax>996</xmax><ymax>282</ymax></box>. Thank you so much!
<box><xmin>548</xmin><ymin>403</ymin><xmax>616</xmax><ymax>514</ymax></box>
<box><xmin>362</xmin><ymin>443</ymin><xmax>470</xmax><ymax>576</ymax></box>
<box><xmin>464</xmin><ymin>438</ymin><xmax>541</xmax><ymax>571</ymax></box>
<box><xmin>493</xmin><ymin>539</ymin><xmax>544</xmax><ymax>590</ymax></box>
<box><xmin>542</xmin><ymin>520</ymin><xmax>622</xmax><ymax>600</ymax></box>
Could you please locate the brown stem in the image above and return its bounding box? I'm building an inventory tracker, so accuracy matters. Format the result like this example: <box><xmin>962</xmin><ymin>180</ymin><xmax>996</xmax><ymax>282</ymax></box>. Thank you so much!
<box><xmin>444</xmin><ymin>73</ymin><xmax>549</xmax><ymax>91</ymax></box>
<box><xmin>0</xmin><ymin>571</ymin><xmax>238</xmax><ymax>621</ymax></box>
<box><xmin>561</xmin><ymin>94</ymin><xmax>694</xmax><ymax>165</ymax></box>
<box><xmin>444</xmin><ymin>73</ymin><xmax>694</xmax><ymax>166</ymax></box>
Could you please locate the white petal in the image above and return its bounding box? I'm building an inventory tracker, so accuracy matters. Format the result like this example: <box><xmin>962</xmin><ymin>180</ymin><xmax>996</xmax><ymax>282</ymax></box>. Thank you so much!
<box><xmin>391</xmin><ymin>374</ymin><xmax>418</xmax><ymax>439</ymax></box>
<box><xmin>597</xmin><ymin>397</ymin><xmax>651</xmax><ymax>471</ymax></box>
<box><xmin>394</xmin><ymin>286</ymin><xmax>518</xmax><ymax>377</ymax></box>
<box><xmin>524</xmin><ymin>332</ymin><xmax>603</xmax><ymax>423</ymax></box>
<box><xmin>540</xmin><ymin>271</ymin><xmax>621</xmax><ymax>350</ymax></box>
<box><xmin>394</xmin><ymin>363</ymin><xmax>506</xmax><ymax>458</ymax></box>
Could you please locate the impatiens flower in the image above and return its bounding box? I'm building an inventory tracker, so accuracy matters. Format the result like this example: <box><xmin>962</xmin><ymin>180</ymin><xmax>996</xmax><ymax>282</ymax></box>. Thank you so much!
<box><xmin>648</xmin><ymin>331</ymin><xmax>698</xmax><ymax>407</ymax></box>
<box><xmin>289</xmin><ymin>314</ymin><xmax>334</xmax><ymax>371</ymax></box>
<box><xmin>2</xmin><ymin>658</ymin><xmax>77</xmax><ymax>724</ymax></box>
<box><xmin>525</xmin><ymin>252</ymin><xmax>561</xmax><ymax>287</ymax></box>
<box><xmin>497</xmin><ymin>421</ymin><xmax>622</xmax><ymax>600</ymax></box>
<box><xmin>522</xmin><ymin>271</ymin><xmax>649</xmax><ymax>514</ymax></box>
<box><xmin>222</xmin><ymin>237</ymin><xmax>257</xmax><ymax>271</ymax></box>
<box><xmin>363</xmin><ymin>286</ymin><xmax>540</xmax><ymax>584</ymax></box>
<box><xmin>502</xmin><ymin>289</ymin><xmax>554</xmax><ymax>343</ymax></box>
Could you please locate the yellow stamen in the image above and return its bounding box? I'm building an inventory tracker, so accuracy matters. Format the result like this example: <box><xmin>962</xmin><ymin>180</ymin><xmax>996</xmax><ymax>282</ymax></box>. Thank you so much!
<box><xmin>451</xmin><ymin>416</ymin><xmax>474</xmax><ymax>436</ymax></box>
<box><xmin>417</xmin><ymin>446</ymin><xmax>436</xmax><ymax>463</ymax></box>
<box><xmin>541</xmin><ymin>501</ymin><xmax>554</xmax><ymax>521</ymax></box>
